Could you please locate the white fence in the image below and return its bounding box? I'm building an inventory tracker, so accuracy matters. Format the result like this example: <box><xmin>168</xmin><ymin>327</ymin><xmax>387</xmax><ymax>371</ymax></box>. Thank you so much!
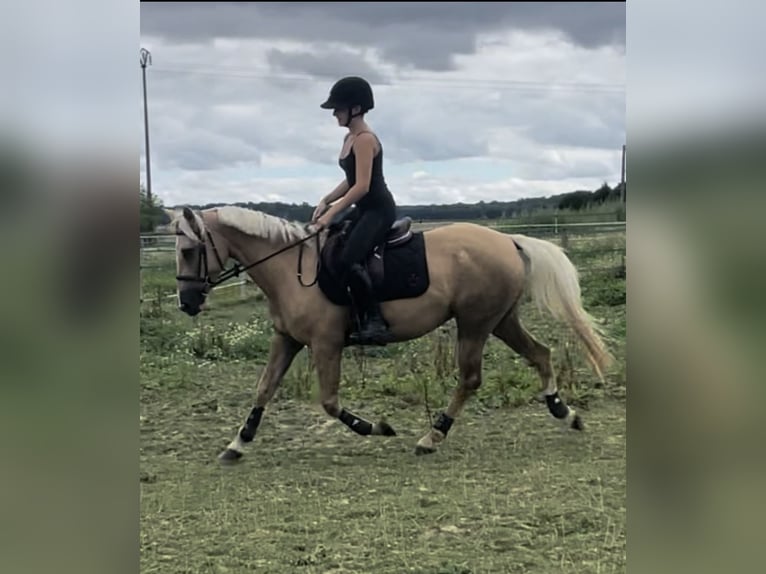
<box><xmin>139</xmin><ymin>234</ymin><xmax>252</xmax><ymax>303</ymax></box>
<box><xmin>140</xmin><ymin>219</ymin><xmax>625</xmax><ymax>303</ymax></box>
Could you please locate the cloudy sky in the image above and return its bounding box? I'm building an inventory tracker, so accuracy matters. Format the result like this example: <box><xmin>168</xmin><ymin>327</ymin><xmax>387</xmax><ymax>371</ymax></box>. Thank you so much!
<box><xmin>139</xmin><ymin>2</ymin><xmax>625</xmax><ymax>208</ymax></box>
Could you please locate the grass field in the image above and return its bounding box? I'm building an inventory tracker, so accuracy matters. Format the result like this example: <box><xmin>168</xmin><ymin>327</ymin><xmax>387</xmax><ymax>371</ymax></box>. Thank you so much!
<box><xmin>140</xmin><ymin>248</ymin><xmax>626</xmax><ymax>574</ymax></box>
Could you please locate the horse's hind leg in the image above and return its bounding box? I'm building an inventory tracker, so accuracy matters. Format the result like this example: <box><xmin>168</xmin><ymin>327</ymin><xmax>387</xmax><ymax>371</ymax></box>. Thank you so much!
<box><xmin>415</xmin><ymin>330</ymin><xmax>489</xmax><ymax>455</ymax></box>
<box><xmin>492</xmin><ymin>311</ymin><xmax>583</xmax><ymax>431</ymax></box>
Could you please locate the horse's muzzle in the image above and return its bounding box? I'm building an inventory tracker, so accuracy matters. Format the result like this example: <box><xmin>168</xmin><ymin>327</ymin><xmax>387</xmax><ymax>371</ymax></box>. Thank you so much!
<box><xmin>178</xmin><ymin>287</ymin><xmax>206</xmax><ymax>316</ymax></box>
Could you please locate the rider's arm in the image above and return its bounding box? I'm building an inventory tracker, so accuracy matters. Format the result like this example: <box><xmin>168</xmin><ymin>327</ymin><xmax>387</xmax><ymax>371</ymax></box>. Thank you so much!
<box><xmin>322</xmin><ymin>179</ymin><xmax>350</xmax><ymax>205</ymax></box>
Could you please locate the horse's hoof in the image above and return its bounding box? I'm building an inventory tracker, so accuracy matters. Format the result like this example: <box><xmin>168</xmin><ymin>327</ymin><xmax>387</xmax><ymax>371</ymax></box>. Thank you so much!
<box><xmin>378</xmin><ymin>421</ymin><xmax>397</xmax><ymax>436</ymax></box>
<box><xmin>218</xmin><ymin>448</ymin><xmax>243</xmax><ymax>464</ymax></box>
<box><xmin>571</xmin><ymin>414</ymin><xmax>584</xmax><ymax>431</ymax></box>
<box><xmin>414</xmin><ymin>444</ymin><xmax>437</xmax><ymax>456</ymax></box>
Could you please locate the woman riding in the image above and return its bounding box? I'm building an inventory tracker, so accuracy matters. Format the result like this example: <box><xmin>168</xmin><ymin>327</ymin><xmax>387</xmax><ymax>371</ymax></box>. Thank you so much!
<box><xmin>312</xmin><ymin>76</ymin><xmax>397</xmax><ymax>345</ymax></box>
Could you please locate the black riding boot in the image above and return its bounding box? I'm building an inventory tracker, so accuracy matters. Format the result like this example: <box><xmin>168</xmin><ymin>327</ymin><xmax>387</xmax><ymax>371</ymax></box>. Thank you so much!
<box><xmin>346</xmin><ymin>263</ymin><xmax>392</xmax><ymax>345</ymax></box>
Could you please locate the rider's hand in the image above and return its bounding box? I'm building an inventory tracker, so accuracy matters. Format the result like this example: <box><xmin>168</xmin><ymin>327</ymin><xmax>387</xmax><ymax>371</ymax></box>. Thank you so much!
<box><xmin>314</xmin><ymin>211</ymin><xmax>331</xmax><ymax>230</ymax></box>
<box><xmin>315</xmin><ymin>204</ymin><xmax>341</xmax><ymax>230</ymax></box>
<box><xmin>311</xmin><ymin>200</ymin><xmax>328</xmax><ymax>223</ymax></box>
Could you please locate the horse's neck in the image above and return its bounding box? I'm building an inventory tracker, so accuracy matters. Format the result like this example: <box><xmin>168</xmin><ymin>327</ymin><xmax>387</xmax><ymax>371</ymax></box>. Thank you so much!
<box><xmin>222</xmin><ymin>226</ymin><xmax>304</xmax><ymax>303</ymax></box>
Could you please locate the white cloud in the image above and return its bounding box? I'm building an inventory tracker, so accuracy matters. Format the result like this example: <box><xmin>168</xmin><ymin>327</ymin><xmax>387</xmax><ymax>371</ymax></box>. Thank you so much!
<box><xmin>140</xmin><ymin>4</ymin><xmax>625</xmax><ymax>207</ymax></box>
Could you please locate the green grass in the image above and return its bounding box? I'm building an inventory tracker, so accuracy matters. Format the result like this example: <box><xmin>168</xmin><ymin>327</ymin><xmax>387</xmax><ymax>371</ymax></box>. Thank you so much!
<box><xmin>140</xmin><ymin>398</ymin><xmax>625</xmax><ymax>574</ymax></box>
<box><xmin>140</xmin><ymin>267</ymin><xmax>626</xmax><ymax>573</ymax></box>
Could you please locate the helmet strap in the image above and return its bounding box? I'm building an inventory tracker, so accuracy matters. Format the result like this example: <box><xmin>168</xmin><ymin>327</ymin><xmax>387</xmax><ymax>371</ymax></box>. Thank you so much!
<box><xmin>344</xmin><ymin>106</ymin><xmax>364</xmax><ymax>128</ymax></box>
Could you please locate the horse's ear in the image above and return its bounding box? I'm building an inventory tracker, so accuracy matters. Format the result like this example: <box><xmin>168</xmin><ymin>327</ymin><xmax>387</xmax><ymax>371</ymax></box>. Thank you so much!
<box><xmin>163</xmin><ymin>208</ymin><xmax>177</xmax><ymax>224</ymax></box>
<box><xmin>182</xmin><ymin>206</ymin><xmax>204</xmax><ymax>236</ymax></box>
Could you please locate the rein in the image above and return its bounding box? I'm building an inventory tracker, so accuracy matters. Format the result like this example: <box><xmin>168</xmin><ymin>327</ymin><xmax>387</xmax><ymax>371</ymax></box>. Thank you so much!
<box><xmin>177</xmin><ymin>226</ymin><xmax>322</xmax><ymax>290</ymax></box>
<box><xmin>212</xmin><ymin>229</ymin><xmax>322</xmax><ymax>288</ymax></box>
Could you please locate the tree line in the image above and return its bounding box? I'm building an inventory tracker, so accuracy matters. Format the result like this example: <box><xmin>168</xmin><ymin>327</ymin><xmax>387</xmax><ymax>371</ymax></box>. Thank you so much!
<box><xmin>141</xmin><ymin>182</ymin><xmax>625</xmax><ymax>232</ymax></box>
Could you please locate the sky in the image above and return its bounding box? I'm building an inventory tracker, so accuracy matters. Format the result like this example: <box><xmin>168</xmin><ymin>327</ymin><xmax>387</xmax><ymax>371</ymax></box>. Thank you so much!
<box><xmin>139</xmin><ymin>2</ymin><xmax>626</xmax><ymax>208</ymax></box>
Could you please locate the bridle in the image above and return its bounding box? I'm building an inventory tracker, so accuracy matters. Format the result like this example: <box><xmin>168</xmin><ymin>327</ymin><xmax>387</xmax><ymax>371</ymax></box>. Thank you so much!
<box><xmin>175</xmin><ymin>226</ymin><xmax>322</xmax><ymax>292</ymax></box>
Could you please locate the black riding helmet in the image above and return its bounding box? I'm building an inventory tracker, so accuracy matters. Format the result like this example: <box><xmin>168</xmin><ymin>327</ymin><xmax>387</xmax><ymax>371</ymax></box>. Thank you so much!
<box><xmin>320</xmin><ymin>76</ymin><xmax>374</xmax><ymax>126</ymax></box>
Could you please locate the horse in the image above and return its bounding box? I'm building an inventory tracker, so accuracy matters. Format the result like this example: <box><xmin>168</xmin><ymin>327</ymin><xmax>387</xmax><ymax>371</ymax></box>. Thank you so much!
<box><xmin>167</xmin><ymin>205</ymin><xmax>613</xmax><ymax>463</ymax></box>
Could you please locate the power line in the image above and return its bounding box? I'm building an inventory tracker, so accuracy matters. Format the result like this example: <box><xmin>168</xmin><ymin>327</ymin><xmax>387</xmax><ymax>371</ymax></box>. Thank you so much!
<box><xmin>150</xmin><ymin>66</ymin><xmax>625</xmax><ymax>94</ymax></box>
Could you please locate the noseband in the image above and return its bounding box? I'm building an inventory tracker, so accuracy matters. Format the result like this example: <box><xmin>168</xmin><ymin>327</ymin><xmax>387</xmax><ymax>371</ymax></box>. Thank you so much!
<box><xmin>175</xmin><ymin>228</ymin><xmax>228</xmax><ymax>292</ymax></box>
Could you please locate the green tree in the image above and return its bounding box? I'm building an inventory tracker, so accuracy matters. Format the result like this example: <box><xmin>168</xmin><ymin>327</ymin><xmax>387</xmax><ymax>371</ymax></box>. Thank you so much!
<box><xmin>592</xmin><ymin>182</ymin><xmax>613</xmax><ymax>204</ymax></box>
<box><xmin>558</xmin><ymin>190</ymin><xmax>593</xmax><ymax>211</ymax></box>
<box><xmin>140</xmin><ymin>185</ymin><xmax>168</xmax><ymax>232</ymax></box>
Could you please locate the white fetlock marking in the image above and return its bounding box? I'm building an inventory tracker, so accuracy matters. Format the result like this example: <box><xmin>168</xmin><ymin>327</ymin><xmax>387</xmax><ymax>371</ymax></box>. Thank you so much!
<box><xmin>226</xmin><ymin>431</ymin><xmax>247</xmax><ymax>454</ymax></box>
<box><xmin>417</xmin><ymin>431</ymin><xmax>435</xmax><ymax>449</ymax></box>
<box><xmin>418</xmin><ymin>429</ymin><xmax>444</xmax><ymax>449</ymax></box>
<box><xmin>556</xmin><ymin>406</ymin><xmax>576</xmax><ymax>430</ymax></box>
<box><xmin>566</xmin><ymin>406</ymin><xmax>576</xmax><ymax>424</ymax></box>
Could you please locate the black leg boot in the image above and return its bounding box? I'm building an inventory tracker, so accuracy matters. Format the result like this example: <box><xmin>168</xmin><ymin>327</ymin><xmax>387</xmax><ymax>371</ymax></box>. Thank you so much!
<box><xmin>346</xmin><ymin>263</ymin><xmax>392</xmax><ymax>346</ymax></box>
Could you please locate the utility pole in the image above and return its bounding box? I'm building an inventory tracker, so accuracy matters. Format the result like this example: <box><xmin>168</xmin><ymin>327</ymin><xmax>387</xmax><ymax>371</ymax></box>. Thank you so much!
<box><xmin>620</xmin><ymin>144</ymin><xmax>626</xmax><ymax>203</ymax></box>
<box><xmin>140</xmin><ymin>48</ymin><xmax>153</xmax><ymax>204</ymax></box>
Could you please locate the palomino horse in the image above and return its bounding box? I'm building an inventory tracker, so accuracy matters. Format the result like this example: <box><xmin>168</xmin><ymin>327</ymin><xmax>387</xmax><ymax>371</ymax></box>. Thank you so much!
<box><xmin>168</xmin><ymin>205</ymin><xmax>612</xmax><ymax>462</ymax></box>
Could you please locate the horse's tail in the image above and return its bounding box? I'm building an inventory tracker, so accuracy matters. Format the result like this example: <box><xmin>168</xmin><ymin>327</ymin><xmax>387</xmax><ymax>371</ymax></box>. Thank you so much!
<box><xmin>510</xmin><ymin>234</ymin><xmax>613</xmax><ymax>381</ymax></box>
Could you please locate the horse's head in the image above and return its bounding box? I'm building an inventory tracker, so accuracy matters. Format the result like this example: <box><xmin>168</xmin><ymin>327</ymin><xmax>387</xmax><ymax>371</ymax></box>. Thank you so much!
<box><xmin>169</xmin><ymin>206</ymin><xmax>230</xmax><ymax>317</ymax></box>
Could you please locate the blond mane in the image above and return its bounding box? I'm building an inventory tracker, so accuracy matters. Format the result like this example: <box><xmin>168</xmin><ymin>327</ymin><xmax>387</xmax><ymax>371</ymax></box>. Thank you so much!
<box><xmin>215</xmin><ymin>205</ymin><xmax>309</xmax><ymax>243</ymax></box>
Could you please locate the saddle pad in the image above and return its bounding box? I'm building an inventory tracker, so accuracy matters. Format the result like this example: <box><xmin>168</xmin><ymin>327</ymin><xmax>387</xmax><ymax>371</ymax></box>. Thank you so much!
<box><xmin>318</xmin><ymin>232</ymin><xmax>430</xmax><ymax>306</ymax></box>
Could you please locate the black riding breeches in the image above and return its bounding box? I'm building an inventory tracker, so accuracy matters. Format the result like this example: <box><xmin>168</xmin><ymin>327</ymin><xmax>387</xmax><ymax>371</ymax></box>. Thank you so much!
<box><xmin>336</xmin><ymin>206</ymin><xmax>396</xmax><ymax>279</ymax></box>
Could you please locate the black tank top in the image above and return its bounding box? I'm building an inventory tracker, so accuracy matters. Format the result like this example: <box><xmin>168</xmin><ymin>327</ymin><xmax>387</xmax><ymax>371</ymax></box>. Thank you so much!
<box><xmin>338</xmin><ymin>133</ymin><xmax>395</xmax><ymax>213</ymax></box>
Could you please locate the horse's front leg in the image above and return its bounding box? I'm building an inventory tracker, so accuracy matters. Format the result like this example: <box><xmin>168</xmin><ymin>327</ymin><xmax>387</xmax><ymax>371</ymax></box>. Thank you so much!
<box><xmin>219</xmin><ymin>331</ymin><xmax>304</xmax><ymax>463</ymax></box>
<box><xmin>313</xmin><ymin>342</ymin><xmax>397</xmax><ymax>437</ymax></box>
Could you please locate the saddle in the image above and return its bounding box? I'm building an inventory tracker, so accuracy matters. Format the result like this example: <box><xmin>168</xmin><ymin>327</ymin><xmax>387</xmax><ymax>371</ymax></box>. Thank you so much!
<box><xmin>364</xmin><ymin>216</ymin><xmax>414</xmax><ymax>284</ymax></box>
<box><xmin>318</xmin><ymin>214</ymin><xmax>430</xmax><ymax>306</ymax></box>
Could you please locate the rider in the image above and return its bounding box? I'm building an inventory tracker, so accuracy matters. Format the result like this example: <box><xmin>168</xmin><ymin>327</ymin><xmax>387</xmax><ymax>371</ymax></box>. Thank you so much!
<box><xmin>312</xmin><ymin>76</ymin><xmax>397</xmax><ymax>345</ymax></box>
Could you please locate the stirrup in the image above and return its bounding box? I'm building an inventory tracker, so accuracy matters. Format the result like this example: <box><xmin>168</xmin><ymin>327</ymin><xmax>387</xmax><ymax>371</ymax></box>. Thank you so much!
<box><xmin>348</xmin><ymin>331</ymin><xmax>390</xmax><ymax>346</ymax></box>
<box><xmin>348</xmin><ymin>319</ymin><xmax>392</xmax><ymax>346</ymax></box>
